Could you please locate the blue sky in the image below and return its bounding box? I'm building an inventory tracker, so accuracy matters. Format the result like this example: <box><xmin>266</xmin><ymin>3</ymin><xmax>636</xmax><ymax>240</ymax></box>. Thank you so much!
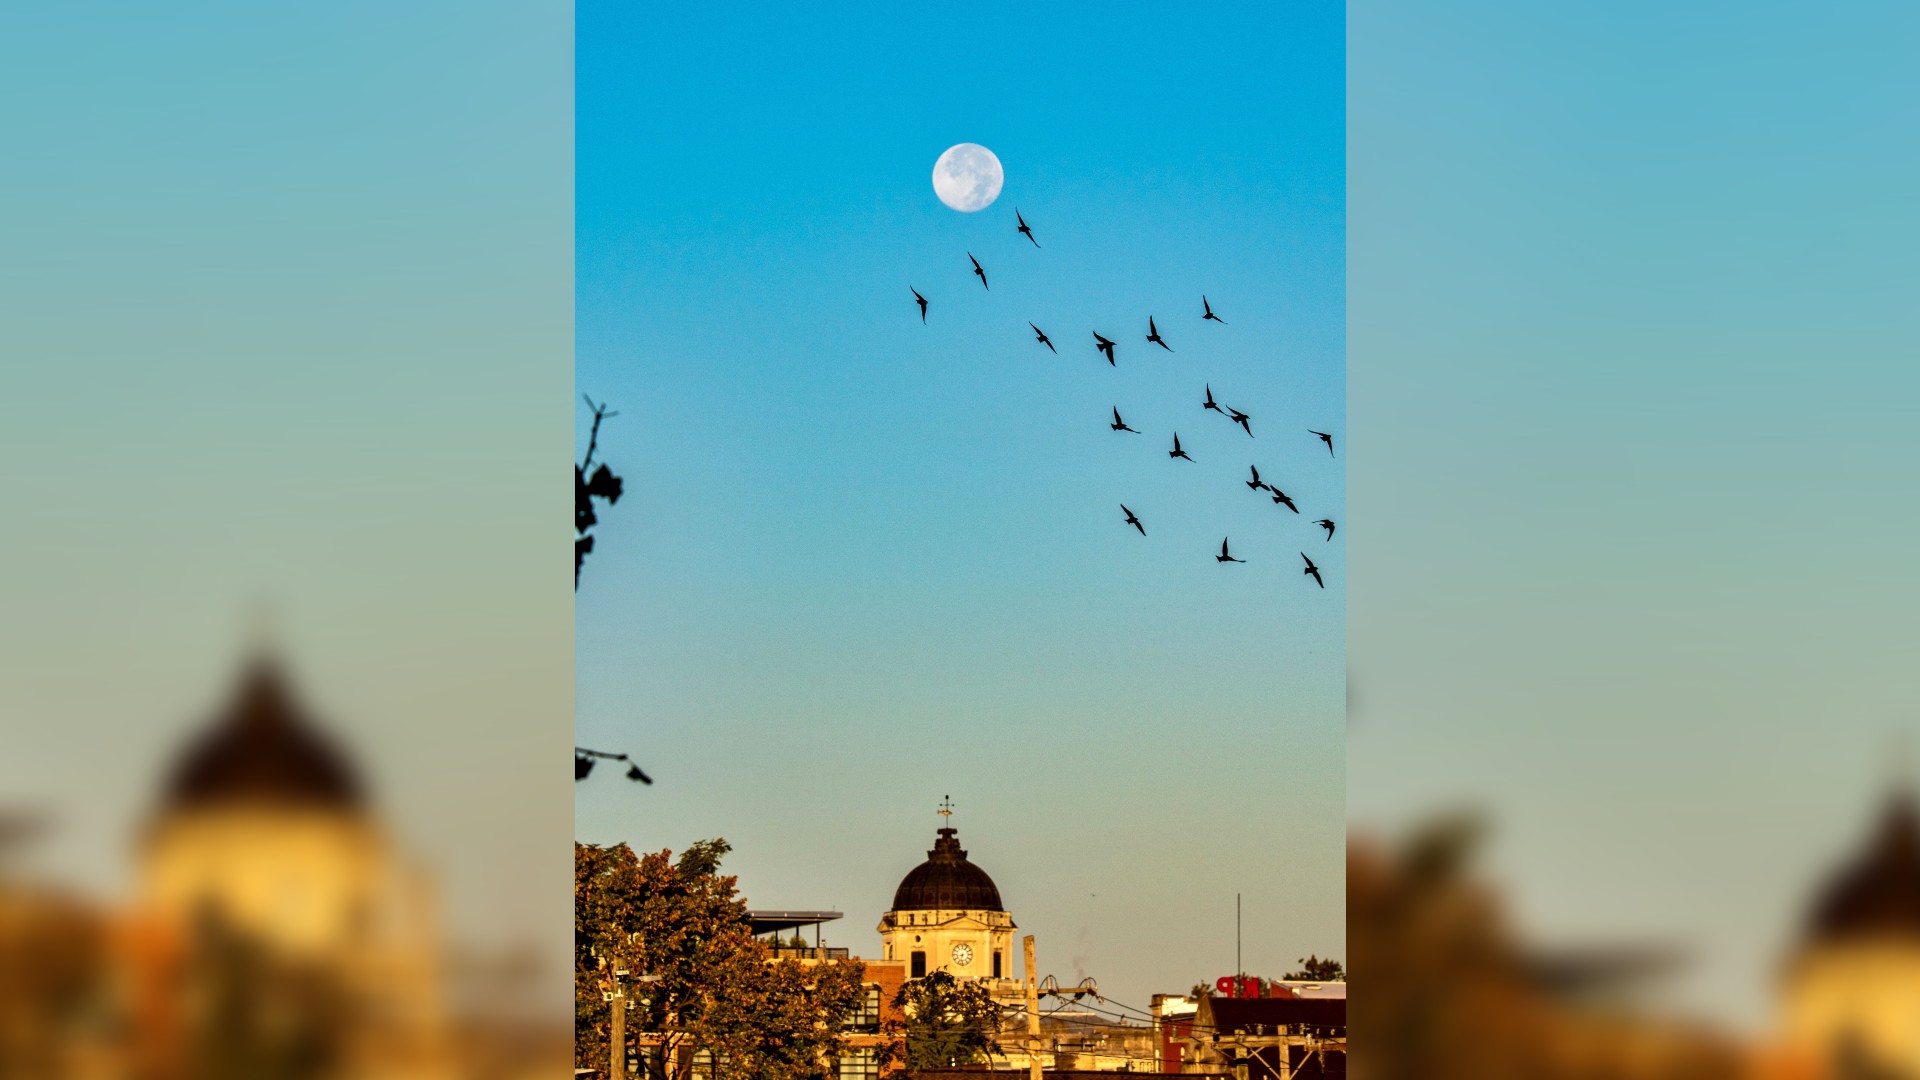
<box><xmin>576</xmin><ymin>2</ymin><xmax>1346</xmax><ymax>1007</ymax></box>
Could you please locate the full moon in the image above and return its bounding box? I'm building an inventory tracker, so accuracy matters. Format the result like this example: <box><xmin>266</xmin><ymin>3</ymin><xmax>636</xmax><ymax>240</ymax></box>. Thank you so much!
<box><xmin>931</xmin><ymin>143</ymin><xmax>1004</xmax><ymax>213</ymax></box>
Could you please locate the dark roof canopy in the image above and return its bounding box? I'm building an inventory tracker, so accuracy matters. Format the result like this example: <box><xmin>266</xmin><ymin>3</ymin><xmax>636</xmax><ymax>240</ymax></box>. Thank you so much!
<box><xmin>747</xmin><ymin>910</ymin><xmax>843</xmax><ymax>936</ymax></box>
<box><xmin>157</xmin><ymin>653</ymin><xmax>364</xmax><ymax>813</ymax></box>
<box><xmin>1203</xmin><ymin>996</ymin><xmax>1347</xmax><ymax>1034</ymax></box>
<box><xmin>891</xmin><ymin>827</ymin><xmax>1004</xmax><ymax>912</ymax></box>
<box><xmin>1807</xmin><ymin>790</ymin><xmax>1920</xmax><ymax>942</ymax></box>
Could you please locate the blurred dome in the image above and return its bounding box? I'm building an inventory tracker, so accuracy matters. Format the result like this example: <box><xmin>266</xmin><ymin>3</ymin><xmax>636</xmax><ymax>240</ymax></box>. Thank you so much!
<box><xmin>891</xmin><ymin>826</ymin><xmax>1003</xmax><ymax>912</ymax></box>
<box><xmin>1807</xmin><ymin>791</ymin><xmax>1920</xmax><ymax>942</ymax></box>
<box><xmin>157</xmin><ymin>653</ymin><xmax>364</xmax><ymax>813</ymax></box>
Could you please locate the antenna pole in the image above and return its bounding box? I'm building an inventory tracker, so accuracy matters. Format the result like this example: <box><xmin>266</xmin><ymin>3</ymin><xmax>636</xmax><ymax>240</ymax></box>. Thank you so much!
<box><xmin>1236</xmin><ymin>893</ymin><xmax>1242</xmax><ymax>980</ymax></box>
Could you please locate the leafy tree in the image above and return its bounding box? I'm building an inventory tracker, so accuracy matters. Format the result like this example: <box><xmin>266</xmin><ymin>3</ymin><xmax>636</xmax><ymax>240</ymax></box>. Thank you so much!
<box><xmin>576</xmin><ymin>395</ymin><xmax>625</xmax><ymax>589</ymax></box>
<box><xmin>878</xmin><ymin>970</ymin><xmax>1002</xmax><ymax>1070</ymax></box>
<box><xmin>1284</xmin><ymin>955</ymin><xmax>1345</xmax><ymax>982</ymax></box>
<box><xmin>573</xmin><ymin>394</ymin><xmax>648</xmax><ymax>786</ymax></box>
<box><xmin>575</xmin><ymin>839</ymin><xmax>866</xmax><ymax>1080</ymax></box>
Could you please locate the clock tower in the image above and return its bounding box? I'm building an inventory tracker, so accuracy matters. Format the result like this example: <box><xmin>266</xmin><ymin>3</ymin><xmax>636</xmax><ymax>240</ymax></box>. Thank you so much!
<box><xmin>877</xmin><ymin>814</ymin><xmax>1018</xmax><ymax>988</ymax></box>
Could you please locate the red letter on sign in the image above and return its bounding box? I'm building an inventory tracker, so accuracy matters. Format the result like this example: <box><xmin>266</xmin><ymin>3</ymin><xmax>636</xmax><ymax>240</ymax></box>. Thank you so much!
<box><xmin>1215</xmin><ymin>977</ymin><xmax>1237</xmax><ymax>997</ymax></box>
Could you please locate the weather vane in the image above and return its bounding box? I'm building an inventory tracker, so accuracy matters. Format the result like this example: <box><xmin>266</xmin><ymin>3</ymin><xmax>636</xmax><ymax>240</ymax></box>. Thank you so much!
<box><xmin>938</xmin><ymin>795</ymin><xmax>954</xmax><ymax>820</ymax></box>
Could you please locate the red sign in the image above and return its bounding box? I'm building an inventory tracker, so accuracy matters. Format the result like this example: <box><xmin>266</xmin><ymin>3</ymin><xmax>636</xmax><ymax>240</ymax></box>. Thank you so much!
<box><xmin>1214</xmin><ymin>976</ymin><xmax>1262</xmax><ymax>999</ymax></box>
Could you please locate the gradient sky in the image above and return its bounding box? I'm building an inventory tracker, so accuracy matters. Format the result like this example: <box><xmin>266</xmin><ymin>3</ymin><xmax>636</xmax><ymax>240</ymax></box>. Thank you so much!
<box><xmin>1349</xmin><ymin>0</ymin><xmax>1920</xmax><ymax>1033</ymax></box>
<box><xmin>0</xmin><ymin>0</ymin><xmax>573</xmax><ymax>1011</ymax></box>
<box><xmin>576</xmin><ymin>2</ymin><xmax>1346</xmax><ymax>1009</ymax></box>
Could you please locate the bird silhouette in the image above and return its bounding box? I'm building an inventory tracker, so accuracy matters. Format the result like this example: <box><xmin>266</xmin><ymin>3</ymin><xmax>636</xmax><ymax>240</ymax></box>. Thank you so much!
<box><xmin>1169</xmin><ymin>433</ymin><xmax>1193</xmax><ymax>461</ymax></box>
<box><xmin>1301</xmin><ymin>552</ymin><xmax>1324</xmax><ymax>588</ymax></box>
<box><xmin>1110</xmin><ymin>407</ymin><xmax>1139</xmax><ymax>434</ymax></box>
<box><xmin>1315</xmin><ymin>518</ymin><xmax>1336</xmax><ymax>541</ymax></box>
<box><xmin>1228</xmin><ymin>407</ymin><xmax>1254</xmax><ymax>438</ymax></box>
<box><xmin>1016</xmin><ymin>208</ymin><xmax>1039</xmax><ymax>248</ymax></box>
<box><xmin>1203</xmin><ymin>384</ymin><xmax>1225</xmax><ymax>414</ymax></box>
<box><xmin>1147</xmin><ymin>317</ymin><xmax>1172</xmax><ymax>352</ymax></box>
<box><xmin>1030</xmin><ymin>322</ymin><xmax>1055</xmax><ymax>353</ymax></box>
<box><xmin>1311</xmin><ymin>430</ymin><xmax>1334</xmax><ymax>456</ymax></box>
<box><xmin>1216</xmin><ymin>537</ymin><xmax>1245</xmax><ymax>564</ymax></box>
<box><xmin>911</xmin><ymin>287</ymin><xmax>928</xmax><ymax>323</ymax></box>
<box><xmin>1270</xmin><ymin>487</ymin><xmax>1299</xmax><ymax>513</ymax></box>
<box><xmin>1246</xmin><ymin>465</ymin><xmax>1268</xmax><ymax>491</ymax></box>
<box><xmin>1093</xmin><ymin>332</ymin><xmax>1116</xmax><ymax>366</ymax></box>
<box><xmin>1121</xmin><ymin>504</ymin><xmax>1145</xmax><ymax>536</ymax></box>
<box><xmin>969</xmin><ymin>252</ymin><xmax>989</xmax><ymax>291</ymax></box>
<box><xmin>1203</xmin><ymin>295</ymin><xmax>1226</xmax><ymax>323</ymax></box>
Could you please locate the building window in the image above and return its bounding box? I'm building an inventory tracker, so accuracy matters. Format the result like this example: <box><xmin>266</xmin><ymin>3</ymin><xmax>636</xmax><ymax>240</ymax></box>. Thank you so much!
<box><xmin>845</xmin><ymin>984</ymin><xmax>881</xmax><ymax>1030</ymax></box>
<box><xmin>993</xmin><ymin>951</ymin><xmax>1002</xmax><ymax>979</ymax></box>
<box><xmin>838</xmin><ymin>1048</ymin><xmax>879</xmax><ymax>1080</ymax></box>
<box><xmin>911</xmin><ymin>950</ymin><xmax>926</xmax><ymax>978</ymax></box>
<box><xmin>692</xmin><ymin>1051</ymin><xmax>729</xmax><ymax>1080</ymax></box>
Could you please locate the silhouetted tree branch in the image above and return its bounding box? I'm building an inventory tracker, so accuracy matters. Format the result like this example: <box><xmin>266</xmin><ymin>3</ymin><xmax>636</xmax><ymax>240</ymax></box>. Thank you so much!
<box><xmin>577</xmin><ymin>395</ymin><xmax>624</xmax><ymax>589</ymax></box>
<box><xmin>576</xmin><ymin>395</ymin><xmax>647</xmax><ymax>785</ymax></box>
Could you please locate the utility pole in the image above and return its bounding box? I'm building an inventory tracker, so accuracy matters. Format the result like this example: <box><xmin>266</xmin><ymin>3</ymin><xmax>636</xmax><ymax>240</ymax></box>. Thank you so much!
<box><xmin>1236</xmin><ymin>893</ymin><xmax>1242</xmax><ymax>980</ymax></box>
<box><xmin>610</xmin><ymin>970</ymin><xmax>625</xmax><ymax>1079</ymax></box>
<box><xmin>1024</xmin><ymin>935</ymin><xmax>1042</xmax><ymax>1080</ymax></box>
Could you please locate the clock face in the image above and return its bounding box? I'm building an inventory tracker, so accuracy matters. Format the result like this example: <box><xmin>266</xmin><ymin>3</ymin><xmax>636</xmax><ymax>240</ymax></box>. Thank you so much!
<box><xmin>951</xmin><ymin>943</ymin><xmax>974</xmax><ymax>967</ymax></box>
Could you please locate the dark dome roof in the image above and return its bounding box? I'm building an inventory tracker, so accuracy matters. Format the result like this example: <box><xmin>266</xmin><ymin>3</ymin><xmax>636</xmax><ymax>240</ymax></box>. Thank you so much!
<box><xmin>158</xmin><ymin>654</ymin><xmax>364</xmax><ymax>812</ymax></box>
<box><xmin>1807</xmin><ymin>791</ymin><xmax>1920</xmax><ymax>942</ymax></box>
<box><xmin>891</xmin><ymin>827</ymin><xmax>1003</xmax><ymax>912</ymax></box>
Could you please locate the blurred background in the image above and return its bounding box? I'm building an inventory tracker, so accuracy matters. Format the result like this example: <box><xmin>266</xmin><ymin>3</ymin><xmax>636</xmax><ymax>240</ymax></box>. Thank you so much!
<box><xmin>1350</xmin><ymin>1</ymin><xmax>1920</xmax><ymax>1077</ymax></box>
<box><xmin>0</xmin><ymin>3</ymin><xmax>573</xmax><ymax>1077</ymax></box>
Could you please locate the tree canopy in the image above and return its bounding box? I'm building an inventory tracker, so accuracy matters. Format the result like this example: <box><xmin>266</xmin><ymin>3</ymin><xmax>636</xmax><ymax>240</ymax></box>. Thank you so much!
<box><xmin>1284</xmin><ymin>955</ymin><xmax>1346</xmax><ymax>982</ymax></box>
<box><xmin>879</xmin><ymin>970</ymin><xmax>1002</xmax><ymax>1070</ymax></box>
<box><xmin>575</xmin><ymin>839</ymin><xmax>865</xmax><ymax>1080</ymax></box>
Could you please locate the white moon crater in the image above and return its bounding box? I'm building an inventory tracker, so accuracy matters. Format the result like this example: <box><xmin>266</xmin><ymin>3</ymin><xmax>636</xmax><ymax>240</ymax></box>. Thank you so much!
<box><xmin>932</xmin><ymin>143</ymin><xmax>1004</xmax><ymax>212</ymax></box>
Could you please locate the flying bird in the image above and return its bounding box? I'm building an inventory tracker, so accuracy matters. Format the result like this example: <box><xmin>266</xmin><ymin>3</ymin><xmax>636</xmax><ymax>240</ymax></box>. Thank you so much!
<box><xmin>1202</xmin><ymin>295</ymin><xmax>1226</xmax><ymax>323</ymax></box>
<box><xmin>1246</xmin><ymin>465</ymin><xmax>1268</xmax><ymax>491</ymax></box>
<box><xmin>1228</xmin><ymin>407</ymin><xmax>1254</xmax><ymax>438</ymax></box>
<box><xmin>1016</xmin><ymin>208</ymin><xmax>1039</xmax><ymax>248</ymax></box>
<box><xmin>1121</xmin><ymin>504</ymin><xmax>1145</xmax><ymax>536</ymax></box>
<box><xmin>911</xmin><ymin>287</ymin><xmax>928</xmax><ymax>323</ymax></box>
<box><xmin>1270</xmin><ymin>487</ymin><xmax>1299</xmax><ymax>513</ymax></box>
<box><xmin>1301</xmin><ymin>552</ymin><xmax>1325</xmax><ymax>588</ymax></box>
<box><xmin>1315</xmin><ymin>518</ymin><xmax>1336</xmax><ymax>541</ymax></box>
<box><xmin>1146</xmin><ymin>317</ymin><xmax>1172</xmax><ymax>352</ymax></box>
<box><xmin>1311</xmin><ymin>430</ymin><xmax>1335</xmax><ymax>456</ymax></box>
<box><xmin>1169</xmin><ymin>433</ymin><xmax>1193</xmax><ymax>462</ymax></box>
<box><xmin>1216</xmin><ymin>537</ymin><xmax>1245</xmax><ymax>564</ymax></box>
<box><xmin>968</xmin><ymin>252</ymin><xmax>989</xmax><ymax>291</ymax></box>
<box><xmin>1110</xmin><ymin>407</ymin><xmax>1139</xmax><ymax>434</ymax></box>
<box><xmin>1030</xmin><ymin>322</ymin><xmax>1055</xmax><ymax>353</ymax></box>
<box><xmin>1093</xmin><ymin>332</ymin><xmax>1116</xmax><ymax>365</ymax></box>
<box><xmin>1203</xmin><ymin>384</ymin><xmax>1225</xmax><ymax>414</ymax></box>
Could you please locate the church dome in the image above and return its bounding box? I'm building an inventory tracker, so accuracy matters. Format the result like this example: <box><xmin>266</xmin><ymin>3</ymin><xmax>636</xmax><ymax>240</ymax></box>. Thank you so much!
<box><xmin>891</xmin><ymin>826</ymin><xmax>1003</xmax><ymax>912</ymax></box>
<box><xmin>1806</xmin><ymin>790</ymin><xmax>1920</xmax><ymax>942</ymax></box>
<box><xmin>157</xmin><ymin>653</ymin><xmax>364</xmax><ymax>813</ymax></box>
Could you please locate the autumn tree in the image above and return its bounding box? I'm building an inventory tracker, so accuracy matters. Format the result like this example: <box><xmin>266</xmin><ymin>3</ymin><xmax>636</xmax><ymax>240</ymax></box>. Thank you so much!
<box><xmin>878</xmin><ymin>970</ymin><xmax>1003</xmax><ymax>1070</ymax></box>
<box><xmin>575</xmin><ymin>839</ymin><xmax>866</xmax><ymax>1080</ymax></box>
<box><xmin>1283</xmin><ymin>955</ymin><xmax>1345</xmax><ymax>982</ymax></box>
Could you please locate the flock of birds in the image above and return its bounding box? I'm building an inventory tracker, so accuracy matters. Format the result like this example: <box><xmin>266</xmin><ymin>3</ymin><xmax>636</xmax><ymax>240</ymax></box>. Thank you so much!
<box><xmin>908</xmin><ymin>208</ymin><xmax>1337</xmax><ymax>591</ymax></box>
